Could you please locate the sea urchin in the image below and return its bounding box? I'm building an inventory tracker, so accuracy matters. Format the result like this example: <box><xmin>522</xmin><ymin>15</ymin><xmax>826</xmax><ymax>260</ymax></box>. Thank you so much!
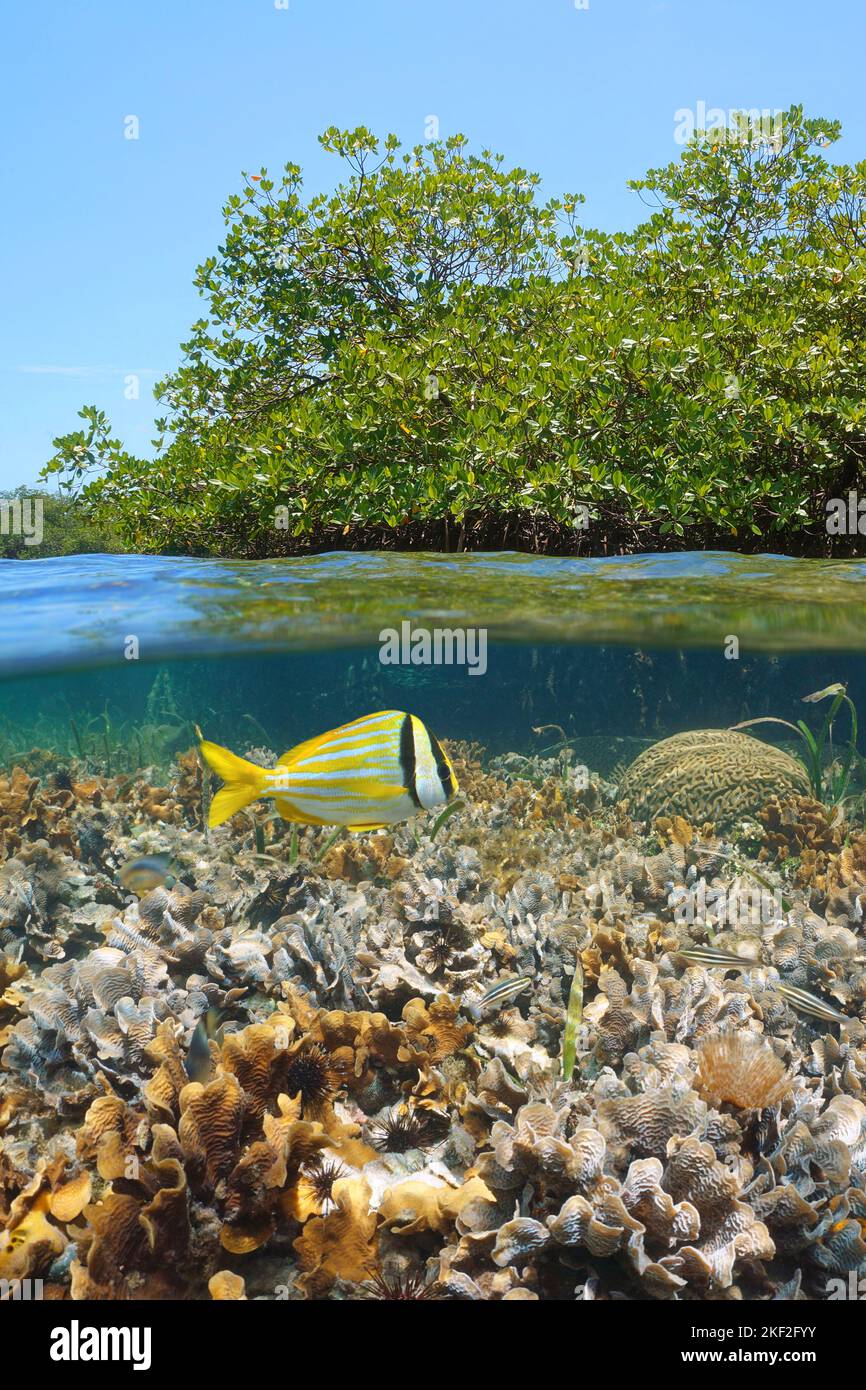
<box><xmin>285</xmin><ymin>1044</ymin><xmax>334</xmax><ymax>1109</ymax></box>
<box><xmin>370</xmin><ymin>1106</ymin><xmax>436</xmax><ymax>1153</ymax></box>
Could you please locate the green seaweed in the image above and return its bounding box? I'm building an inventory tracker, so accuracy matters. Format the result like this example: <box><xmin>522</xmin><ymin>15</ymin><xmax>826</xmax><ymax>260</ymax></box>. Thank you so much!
<box><xmin>102</xmin><ymin>709</ymin><xmax>112</xmax><ymax>777</ymax></box>
<box><xmin>314</xmin><ymin>826</ymin><xmax>344</xmax><ymax>863</ymax></box>
<box><xmin>734</xmin><ymin>682</ymin><xmax>866</xmax><ymax>808</ymax></box>
<box><xmin>430</xmin><ymin>799</ymin><xmax>465</xmax><ymax>842</ymax></box>
<box><xmin>561</xmin><ymin>959</ymin><xmax>584</xmax><ymax>1084</ymax></box>
<box><xmin>69</xmin><ymin>716</ymin><xmax>85</xmax><ymax>759</ymax></box>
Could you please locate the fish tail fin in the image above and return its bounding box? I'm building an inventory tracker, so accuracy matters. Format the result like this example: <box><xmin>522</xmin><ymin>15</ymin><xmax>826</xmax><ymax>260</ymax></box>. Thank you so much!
<box><xmin>199</xmin><ymin>740</ymin><xmax>268</xmax><ymax>827</ymax></box>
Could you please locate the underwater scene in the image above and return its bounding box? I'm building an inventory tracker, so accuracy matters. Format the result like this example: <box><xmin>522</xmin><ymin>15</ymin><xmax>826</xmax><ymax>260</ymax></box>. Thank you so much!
<box><xmin>2</xmin><ymin>552</ymin><xmax>866</xmax><ymax>1303</ymax></box>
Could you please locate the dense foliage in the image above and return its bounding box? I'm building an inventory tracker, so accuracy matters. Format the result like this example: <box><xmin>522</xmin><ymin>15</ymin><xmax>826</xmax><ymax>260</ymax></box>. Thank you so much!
<box><xmin>43</xmin><ymin>108</ymin><xmax>866</xmax><ymax>556</ymax></box>
<box><xmin>0</xmin><ymin>489</ymin><xmax>120</xmax><ymax>559</ymax></box>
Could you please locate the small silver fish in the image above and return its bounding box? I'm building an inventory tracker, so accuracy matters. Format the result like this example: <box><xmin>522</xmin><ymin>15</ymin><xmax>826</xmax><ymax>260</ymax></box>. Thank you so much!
<box><xmin>676</xmin><ymin>947</ymin><xmax>853</xmax><ymax>1025</ymax></box>
<box><xmin>119</xmin><ymin>854</ymin><xmax>172</xmax><ymax>895</ymax></box>
<box><xmin>466</xmin><ymin>974</ymin><xmax>533</xmax><ymax>1020</ymax></box>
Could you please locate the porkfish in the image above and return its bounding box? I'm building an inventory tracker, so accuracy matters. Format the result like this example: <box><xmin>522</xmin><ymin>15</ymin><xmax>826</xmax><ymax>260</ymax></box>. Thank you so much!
<box><xmin>199</xmin><ymin>710</ymin><xmax>459</xmax><ymax>831</ymax></box>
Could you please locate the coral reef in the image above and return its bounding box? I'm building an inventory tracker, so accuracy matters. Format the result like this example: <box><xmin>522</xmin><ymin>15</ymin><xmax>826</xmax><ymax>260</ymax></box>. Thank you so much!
<box><xmin>2</xmin><ymin>736</ymin><xmax>866</xmax><ymax>1302</ymax></box>
<box><xmin>619</xmin><ymin>730</ymin><xmax>810</xmax><ymax>828</ymax></box>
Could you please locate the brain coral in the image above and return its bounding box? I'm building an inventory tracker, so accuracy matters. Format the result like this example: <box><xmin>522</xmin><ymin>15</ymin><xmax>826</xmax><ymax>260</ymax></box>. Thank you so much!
<box><xmin>618</xmin><ymin>730</ymin><xmax>810</xmax><ymax>828</ymax></box>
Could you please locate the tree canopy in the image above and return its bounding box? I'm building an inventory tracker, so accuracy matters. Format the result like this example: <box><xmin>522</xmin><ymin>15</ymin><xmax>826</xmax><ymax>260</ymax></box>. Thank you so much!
<box><xmin>43</xmin><ymin>107</ymin><xmax>866</xmax><ymax>556</ymax></box>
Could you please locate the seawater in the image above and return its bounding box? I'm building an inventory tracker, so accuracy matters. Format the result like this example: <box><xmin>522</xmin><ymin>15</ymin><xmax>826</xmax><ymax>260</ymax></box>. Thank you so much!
<box><xmin>2</xmin><ymin>549</ymin><xmax>866</xmax><ymax>769</ymax></box>
<box><xmin>3</xmin><ymin>548</ymin><xmax>866</xmax><ymax>1306</ymax></box>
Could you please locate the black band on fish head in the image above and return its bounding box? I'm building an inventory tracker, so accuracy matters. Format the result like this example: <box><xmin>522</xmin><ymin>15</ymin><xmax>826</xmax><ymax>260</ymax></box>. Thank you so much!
<box><xmin>428</xmin><ymin>730</ymin><xmax>456</xmax><ymax>799</ymax></box>
<box><xmin>399</xmin><ymin>714</ymin><xmax>422</xmax><ymax>807</ymax></box>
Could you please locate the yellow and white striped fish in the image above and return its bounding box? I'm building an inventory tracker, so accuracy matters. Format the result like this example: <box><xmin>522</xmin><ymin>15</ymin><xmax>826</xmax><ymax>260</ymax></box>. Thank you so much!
<box><xmin>199</xmin><ymin>710</ymin><xmax>458</xmax><ymax>831</ymax></box>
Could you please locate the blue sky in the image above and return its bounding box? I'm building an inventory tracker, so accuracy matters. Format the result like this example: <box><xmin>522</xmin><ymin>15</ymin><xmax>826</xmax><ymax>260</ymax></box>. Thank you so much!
<box><xmin>1</xmin><ymin>0</ymin><xmax>863</xmax><ymax>489</ymax></box>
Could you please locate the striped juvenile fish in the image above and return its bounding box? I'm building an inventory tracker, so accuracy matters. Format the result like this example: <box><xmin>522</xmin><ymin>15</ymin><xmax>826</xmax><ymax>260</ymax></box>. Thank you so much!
<box><xmin>775</xmin><ymin>982</ymin><xmax>851</xmax><ymax>1026</ymax></box>
<box><xmin>676</xmin><ymin>946</ymin><xmax>756</xmax><ymax>970</ymax></box>
<box><xmin>466</xmin><ymin>975</ymin><xmax>533</xmax><ymax>1020</ymax></box>
<box><xmin>199</xmin><ymin>711</ymin><xmax>458</xmax><ymax>831</ymax></box>
<box><xmin>676</xmin><ymin>946</ymin><xmax>853</xmax><ymax>1025</ymax></box>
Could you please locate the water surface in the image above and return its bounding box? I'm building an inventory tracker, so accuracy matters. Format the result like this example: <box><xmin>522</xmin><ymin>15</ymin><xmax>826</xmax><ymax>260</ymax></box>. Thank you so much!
<box><xmin>3</xmin><ymin>550</ymin><xmax>866</xmax><ymax>676</ymax></box>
